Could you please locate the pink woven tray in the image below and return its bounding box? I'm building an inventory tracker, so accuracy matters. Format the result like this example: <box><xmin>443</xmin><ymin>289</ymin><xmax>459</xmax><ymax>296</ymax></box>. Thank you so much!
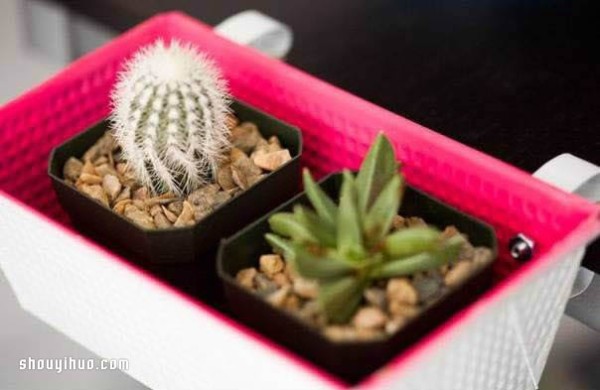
<box><xmin>1</xmin><ymin>12</ymin><xmax>598</xmax><ymax>389</ymax></box>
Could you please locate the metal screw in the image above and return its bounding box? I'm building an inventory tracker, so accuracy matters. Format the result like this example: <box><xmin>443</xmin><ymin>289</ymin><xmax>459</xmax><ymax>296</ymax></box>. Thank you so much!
<box><xmin>509</xmin><ymin>234</ymin><xmax>535</xmax><ymax>262</ymax></box>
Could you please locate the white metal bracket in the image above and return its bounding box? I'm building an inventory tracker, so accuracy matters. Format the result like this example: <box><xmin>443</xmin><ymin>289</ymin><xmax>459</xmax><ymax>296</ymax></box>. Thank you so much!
<box><xmin>534</xmin><ymin>153</ymin><xmax>600</xmax><ymax>330</ymax></box>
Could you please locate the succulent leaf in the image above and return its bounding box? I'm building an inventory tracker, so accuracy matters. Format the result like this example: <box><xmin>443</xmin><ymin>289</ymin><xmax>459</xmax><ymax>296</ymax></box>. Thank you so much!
<box><xmin>303</xmin><ymin>169</ymin><xmax>337</xmax><ymax>225</ymax></box>
<box><xmin>292</xmin><ymin>244</ymin><xmax>356</xmax><ymax>281</ymax></box>
<box><xmin>293</xmin><ymin>205</ymin><xmax>337</xmax><ymax>248</ymax></box>
<box><xmin>355</xmin><ymin>133</ymin><xmax>398</xmax><ymax>213</ymax></box>
<box><xmin>319</xmin><ymin>276</ymin><xmax>367</xmax><ymax>324</ymax></box>
<box><xmin>364</xmin><ymin>175</ymin><xmax>403</xmax><ymax>245</ymax></box>
<box><xmin>383</xmin><ymin>227</ymin><xmax>441</xmax><ymax>258</ymax></box>
<box><xmin>337</xmin><ymin>170</ymin><xmax>365</xmax><ymax>259</ymax></box>
<box><xmin>439</xmin><ymin>234</ymin><xmax>466</xmax><ymax>262</ymax></box>
<box><xmin>374</xmin><ymin>234</ymin><xmax>466</xmax><ymax>279</ymax></box>
<box><xmin>268</xmin><ymin>213</ymin><xmax>317</xmax><ymax>244</ymax></box>
<box><xmin>265</xmin><ymin>233</ymin><xmax>295</xmax><ymax>260</ymax></box>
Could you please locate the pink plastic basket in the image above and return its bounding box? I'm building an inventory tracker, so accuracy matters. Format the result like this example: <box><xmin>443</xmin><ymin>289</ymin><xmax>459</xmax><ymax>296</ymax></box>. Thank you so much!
<box><xmin>1</xmin><ymin>12</ymin><xmax>598</xmax><ymax>390</ymax></box>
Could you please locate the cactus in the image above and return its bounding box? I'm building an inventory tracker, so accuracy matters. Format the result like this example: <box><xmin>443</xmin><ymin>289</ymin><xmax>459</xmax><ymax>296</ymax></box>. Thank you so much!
<box><xmin>265</xmin><ymin>134</ymin><xmax>465</xmax><ymax>323</ymax></box>
<box><xmin>111</xmin><ymin>40</ymin><xmax>231</xmax><ymax>195</ymax></box>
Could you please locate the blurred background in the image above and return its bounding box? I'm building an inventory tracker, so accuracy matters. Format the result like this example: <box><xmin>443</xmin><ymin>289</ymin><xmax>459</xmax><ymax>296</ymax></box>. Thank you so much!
<box><xmin>1</xmin><ymin>0</ymin><xmax>599</xmax><ymax>389</ymax></box>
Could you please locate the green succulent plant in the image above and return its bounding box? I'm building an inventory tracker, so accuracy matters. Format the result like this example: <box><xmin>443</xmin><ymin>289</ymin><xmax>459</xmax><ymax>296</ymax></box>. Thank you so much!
<box><xmin>265</xmin><ymin>133</ymin><xmax>465</xmax><ymax>324</ymax></box>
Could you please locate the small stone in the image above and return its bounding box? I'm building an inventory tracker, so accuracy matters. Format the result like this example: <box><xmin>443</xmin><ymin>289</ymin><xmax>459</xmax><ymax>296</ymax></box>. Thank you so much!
<box><xmin>236</xmin><ymin>267</ymin><xmax>257</xmax><ymax>289</ymax></box>
<box><xmin>284</xmin><ymin>262</ymin><xmax>297</xmax><ymax>280</ymax></box>
<box><xmin>255</xmin><ymin>274</ymin><xmax>278</xmax><ymax>295</ymax></box>
<box><xmin>63</xmin><ymin>157</ymin><xmax>83</xmax><ymax>181</ymax></box>
<box><xmin>293</xmin><ymin>277</ymin><xmax>319</xmax><ymax>299</ymax></box>
<box><xmin>297</xmin><ymin>300</ymin><xmax>321</xmax><ymax>323</ymax></box>
<box><xmin>323</xmin><ymin>326</ymin><xmax>357</xmax><ymax>342</ymax></box>
<box><xmin>231</xmin><ymin>122</ymin><xmax>262</xmax><ymax>153</ymax></box>
<box><xmin>189</xmin><ymin>184</ymin><xmax>219</xmax><ymax>201</ymax></box>
<box><xmin>81</xmin><ymin>160</ymin><xmax>96</xmax><ymax>175</ymax></box>
<box><xmin>193</xmin><ymin>205</ymin><xmax>211</xmax><ymax>222</ymax></box>
<box><xmin>113</xmin><ymin>199</ymin><xmax>132</xmax><ymax>214</ymax></box>
<box><xmin>391</xmin><ymin>215</ymin><xmax>406</xmax><ymax>230</ymax></box>
<box><xmin>259</xmin><ymin>254</ymin><xmax>285</xmax><ymax>277</ymax></box>
<box><xmin>116</xmin><ymin>162</ymin><xmax>129</xmax><ymax>175</ymax></box>
<box><xmin>363</xmin><ymin>287</ymin><xmax>387</xmax><ymax>309</ymax></box>
<box><xmin>251</xmin><ymin>138</ymin><xmax>269</xmax><ymax>159</ymax></box>
<box><xmin>385</xmin><ymin>317</ymin><xmax>407</xmax><ymax>335</ymax></box>
<box><xmin>80</xmin><ymin>184</ymin><xmax>109</xmax><ymax>206</ymax></box>
<box><xmin>93</xmin><ymin>156</ymin><xmax>108</xmax><ymax>166</ymax></box>
<box><xmin>82</xmin><ymin>144</ymin><xmax>101</xmax><ymax>162</ymax></box>
<box><xmin>216</xmin><ymin>164</ymin><xmax>237</xmax><ymax>190</ymax></box>
<box><xmin>441</xmin><ymin>225</ymin><xmax>460</xmax><ymax>239</ymax></box>
<box><xmin>133</xmin><ymin>187</ymin><xmax>149</xmax><ymax>201</ymax></box>
<box><xmin>124</xmin><ymin>205</ymin><xmax>155</xmax><ymax>229</ymax></box>
<box><xmin>79</xmin><ymin>173</ymin><xmax>103</xmax><ymax>185</ymax></box>
<box><xmin>153</xmin><ymin>211</ymin><xmax>172</xmax><ymax>229</ymax></box>
<box><xmin>188</xmin><ymin>185</ymin><xmax>219</xmax><ymax>215</ymax></box>
<box><xmin>161</xmin><ymin>205</ymin><xmax>178</xmax><ymax>223</ymax></box>
<box><xmin>252</xmin><ymin>150</ymin><xmax>292</xmax><ymax>171</ymax></box>
<box><xmin>229</xmin><ymin>147</ymin><xmax>248</xmax><ymax>164</ymax></box>
<box><xmin>406</xmin><ymin>217</ymin><xmax>427</xmax><ymax>227</ymax></box>
<box><xmin>352</xmin><ymin>307</ymin><xmax>388</xmax><ymax>330</ymax></box>
<box><xmin>283</xmin><ymin>294</ymin><xmax>301</xmax><ymax>311</ymax></box>
<box><xmin>413</xmin><ymin>272</ymin><xmax>443</xmax><ymax>303</ymax></box>
<box><xmin>149</xmin><ymin>204</ymin><xmax>163</xmax><ymax>217</ymax></box>
<box><xmin>102</xmin><ymin>174</ymin><xmax>122</xmax><ymax>201</ymax></box>
<box><xmin>119</xmin><ymin>169</ymin><xmax>137</xmax><ymax>188</ymax></box>
<box><xmin>82</xmin><ymin>133</ymin><xmax>115</xmax><ymax>162</ymax></box>
<box><xmin>95</xmin><ymin>132</ymin><xmax>117</xmax><ymax>154</ymax></box>
<box><xmin>472</xmin><ymin>247</ymin><xmax>493</xmax><ymax>268</ymax></box>
<box><xmin>272</xmin><ymin>272</ymin><xmax>291</xmax><ymax>288</ymax></box>
<box><xmin>267</xmin><ymin>136</ymin><xmax>282</xmax><ymax>150</ymax></box>
<box><xmin>225</xmin><ymin>114</ymin><xmax>239</xmax><ymax>130</ymax></box>
<box><xmin>132</xmin><ymin>199</ymin><xmax>146</xmax><ymax>210</ymax></box>
<box><xmin>95</xmin><ymin>163</ymin><xmax>117</xmax><ymax>177</ymax></box>
<box><xmin>444</xmin><ymin>260</ymin><xmax>473</xmax><ymax>287</ymax></box>
<box><xmin>212</xmin><ymin>191</ymin><xmax>232</xmax><ymax>209</ymax></box>
<box><xmin>174</xmin><ymin>201</ymin><xmax>195</xmax><ymax>227</ymax></box>
<box><xmin>145</xmin><ymin>194</ymin><xmax>178</xmax><ymax>208</ymax></box>
<box><xmin>227</xmin><ymin>187</ymin><xmax>243</xmax><ymax>197</ymax></box>
<box><xmin>386</xmin><ymin>278</ymin><xmax>419</xmax><ymax>305</ymax></box>
<box><xmin>388</xmin><ymin>301</ymin><xmax>420</xmax><ymax>319</ymax></box>
<box><xmin>458</xmin><ymin>240</ymin><xmax>475</xmax><ymax>261</ymax></box>
<box><xmin>267</xmin><ymin>287</ymin><xmax>290</xmax><ymax>307</ymax></box>
<box><xmin>231</xmin><ymin>165</ymin><xmax>249</xmax><ymax>189</ymax></box>
<box><xmin>168</xmin><ymin>200</ymin><xmax>184</xmax><ymax>216</ymax></box>
<box><xmin>231</xmin><ymin>147</ymin><xmax>262</xmax><ymax>173</ymax></box>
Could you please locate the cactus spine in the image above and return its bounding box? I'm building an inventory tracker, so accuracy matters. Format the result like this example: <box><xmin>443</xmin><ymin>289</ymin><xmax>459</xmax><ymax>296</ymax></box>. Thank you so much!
<box><xmin>111</xmin><ymin>40</ymin><xmax>231</xmax><ymax>195</ymax></box>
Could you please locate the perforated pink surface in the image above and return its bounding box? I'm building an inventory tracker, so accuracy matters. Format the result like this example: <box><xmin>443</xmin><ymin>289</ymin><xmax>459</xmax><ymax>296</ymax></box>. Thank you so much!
<box><xmin>0</xmin><ymin>12</ymin><xmax>599</xmax><ymax>388</ymax></box>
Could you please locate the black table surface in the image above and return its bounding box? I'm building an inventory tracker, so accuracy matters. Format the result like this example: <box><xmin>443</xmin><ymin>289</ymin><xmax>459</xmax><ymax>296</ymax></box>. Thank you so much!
<box><xmin>52</xmin><ymin>0</ymin><xmax>600</xmax><ymax>270</ymax></box>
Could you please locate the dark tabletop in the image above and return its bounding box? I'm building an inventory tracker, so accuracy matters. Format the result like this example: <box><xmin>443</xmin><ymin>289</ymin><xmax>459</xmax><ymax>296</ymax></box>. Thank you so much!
<box><xmin>51</xmin><ymin>0</ymin><xmax>600</xmax><ymax>269</ymax></box>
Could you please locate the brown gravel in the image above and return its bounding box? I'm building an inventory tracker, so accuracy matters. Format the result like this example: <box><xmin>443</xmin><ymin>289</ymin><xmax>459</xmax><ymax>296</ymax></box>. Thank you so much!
<box><xmin>63</xmin><ymin>115</ymin><xmax>291</xmax><ymax>230</ymax></box>
<box><xmin>235</xmin><ymin>218</ymin><xmax>494</xmax><ymax>343</ymax></box>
